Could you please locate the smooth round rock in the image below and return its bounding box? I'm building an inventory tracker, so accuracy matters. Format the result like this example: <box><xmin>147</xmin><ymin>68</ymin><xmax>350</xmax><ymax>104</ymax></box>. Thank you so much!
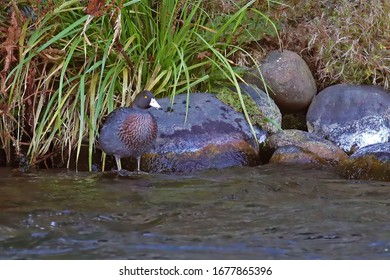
<box><xmin>338</xmin><ymin>143</ymin><xmax>390</xmax><ymax>181</ymax></box>
<box><xmin>244</xmin><ymin>50</ymin><xmax>317</xmax><ymax>112</ymax></box>
<box><xmin>263</xmin><ymin>129</ymin><xmax>348</xmax><ymax>165</ymax></box>
<box><xmin>351</xmin><ymin>142</ymin><xmax>390</xmax><ymax>161</ymax></box>
<box><xmin>307</xmin><ymin>84</ymin><xmax>390</xmax><ymax>152</ymax></box>
<box><xmin>139</xmin><ymin>93</ymin><xmax>267</xmax><ymax>172</ymax></box>
<box><xmin>269</xmin><ymin>145</ymin><xmax>330</xmax><ymax>166</ymax></box>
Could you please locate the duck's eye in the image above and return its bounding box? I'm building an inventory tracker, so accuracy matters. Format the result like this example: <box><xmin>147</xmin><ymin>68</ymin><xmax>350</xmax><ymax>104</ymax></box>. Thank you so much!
<box><xmin>144</xmin><ymin>95</ymin><xmax>148</xmax><ymax>99</ymax></box>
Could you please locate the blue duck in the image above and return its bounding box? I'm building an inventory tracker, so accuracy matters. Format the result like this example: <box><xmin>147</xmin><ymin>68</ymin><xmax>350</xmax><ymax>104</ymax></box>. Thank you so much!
<box><xmin>98</xmin><ymin>91</ymin><xmax>161</xmax><ymax>173</ymax></box>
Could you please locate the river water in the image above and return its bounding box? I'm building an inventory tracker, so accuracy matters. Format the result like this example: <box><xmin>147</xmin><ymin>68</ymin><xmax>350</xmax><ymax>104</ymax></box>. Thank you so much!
<box><xmin>0</xmin><ymin>165</ymin><xmax>389</xmax><ymax>259</ymax></box>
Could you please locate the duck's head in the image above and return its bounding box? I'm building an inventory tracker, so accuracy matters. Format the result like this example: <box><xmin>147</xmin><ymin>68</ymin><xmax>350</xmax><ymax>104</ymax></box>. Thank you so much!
<box><xmin>132</xmin><ymin>90</ymin><xmax>162</xmax><ymax>110</ymax></box>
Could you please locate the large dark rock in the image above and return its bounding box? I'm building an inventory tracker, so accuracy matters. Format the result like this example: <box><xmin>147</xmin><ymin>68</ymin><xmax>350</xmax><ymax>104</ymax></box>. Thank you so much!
<box><xmin>307</xmin><ymin>84</ymin><xmax>390</xmax><ymax>152</ymax></box>
<box><xmin>139</xmin><ymin>93</ymin><xmax>266</xmax><ymax>172</ymax></box>
<box><xmin>263</xmin><ymin>129</ymin><xmax>348</xmax><ymax>166</ymax></box>
<box><xmin>244</xmin><ymin>50</ymin><xmax>317</xmax><ymax>112</ymax></box>
<box><xmin>337</xmin><ymin>143</ymin><xmax>390</xmax><ymax>181</ymax></box>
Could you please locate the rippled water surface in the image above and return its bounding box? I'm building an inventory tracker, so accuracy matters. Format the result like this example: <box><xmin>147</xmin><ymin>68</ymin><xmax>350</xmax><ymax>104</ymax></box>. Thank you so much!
<box><xmin>0</xmin><ymin>165</ymin><xmax>389</xmax><ymax>259</ymax></box>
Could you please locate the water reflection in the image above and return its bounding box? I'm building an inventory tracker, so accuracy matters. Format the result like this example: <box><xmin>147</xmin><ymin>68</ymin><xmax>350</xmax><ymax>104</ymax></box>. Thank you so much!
<box><xmin>0</xmin><ymin>166</ymin><xmax>389</xmax><ymax>259</ymax></box>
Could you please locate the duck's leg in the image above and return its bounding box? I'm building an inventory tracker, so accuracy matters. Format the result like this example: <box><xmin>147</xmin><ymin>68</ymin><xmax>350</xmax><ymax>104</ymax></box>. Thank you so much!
<box><xmin>115</xmin><ymin>156</ymin><xmax>122</xmax><ymax>171</ymax></box>
<box><xmin>135</xmin><ymin>156</ymin><xmax>149</xmax><ymax>175</ymax></box>
<box><xmin>115</xmin><ymin>156</ymin><xmax>134</xmax><ymax>177</ymax></box>
<box><xmin>136</xmin><ymin>156</ymin><xmax>141</xmax><ymax>174</ymax></box>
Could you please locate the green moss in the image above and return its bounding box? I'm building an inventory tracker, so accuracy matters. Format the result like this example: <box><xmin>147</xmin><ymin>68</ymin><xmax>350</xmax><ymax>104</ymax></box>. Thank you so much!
<box><xmin>215</xmin><ymin>87</ymin><xmax>268</xmax><ymax>129</ymax></box>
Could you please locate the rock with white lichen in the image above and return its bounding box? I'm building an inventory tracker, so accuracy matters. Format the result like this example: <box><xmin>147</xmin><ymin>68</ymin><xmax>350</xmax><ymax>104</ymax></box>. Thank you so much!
<box><xmin>307</xmin><ymin>84</ymin><xmax>390</xmax><ymax>153</ymax></box>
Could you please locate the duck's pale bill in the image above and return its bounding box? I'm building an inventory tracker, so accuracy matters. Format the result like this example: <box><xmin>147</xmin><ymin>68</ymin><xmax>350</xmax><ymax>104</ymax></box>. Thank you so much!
<box><xmin>150</xmin><ymin>98</ymin><xmax>161</xmax><ymax>109</ymax></box>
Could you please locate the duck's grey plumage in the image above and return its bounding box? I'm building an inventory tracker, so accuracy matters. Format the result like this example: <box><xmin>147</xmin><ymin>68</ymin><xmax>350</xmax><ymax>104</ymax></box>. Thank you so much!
<box><xmin>98</xmin><ymin>91</ymin><xmax>160</xmax><ymax>172</ymax></box>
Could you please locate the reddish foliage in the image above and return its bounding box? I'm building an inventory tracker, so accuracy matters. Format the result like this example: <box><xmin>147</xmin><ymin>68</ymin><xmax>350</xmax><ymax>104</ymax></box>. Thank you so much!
<box><xmin>85</xmin><ymin>0</ymin><xmax>117</xmax><ymax>17</ymax></box>
<box><xmin>197</xmin><ymin>51</ymin><xmax>212</xmax><ymax>60</ymax></box>
<box><xmin>0</xmin><ymin>103</ymin><xmax>8</xmax><ymax>116</ymax></box>
<box><xmin>0</xmin><ymin>10</ymin><xmax>21</xmax><ymax>95</ymax></box>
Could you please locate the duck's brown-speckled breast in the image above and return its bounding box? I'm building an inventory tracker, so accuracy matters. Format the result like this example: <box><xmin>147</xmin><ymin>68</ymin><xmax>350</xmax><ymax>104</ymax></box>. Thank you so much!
<box><xmin>98</xmin><ymin>108</ymin><xmax>157</xmax><ymax>158</ymax></box>
<box><xmin>118</xmin><ymin>112</ymin><xmax>158</xmax><ymax>157</ymax></box>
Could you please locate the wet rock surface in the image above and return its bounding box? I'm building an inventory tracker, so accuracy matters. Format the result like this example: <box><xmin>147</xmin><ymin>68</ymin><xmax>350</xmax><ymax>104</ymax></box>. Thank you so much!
<box><xmin>139</xmin><ymin>93</ymin><xmax>267</xmax><ymax>172</ymax></box>
<box><xmin>244</xmin><ymin>50</ymin><xmax>317</xmax><ymax>112</ymax></box>
<box><xmin>263</xmin><ymin>129</ymin><xmax>348</xmax><ymax>166</ymax></box>
<box><xmin>307</xmin><ymin>84</ymin><xmax>390</xmax><ymax>152</ymax></box>
<box><xmin>350</xmin><ymin>142</ymin><xmax>390</xmax><ymax>161</ymax></box>
<box><xmin>269</xmin><ymin>145</ymin><xmax>330</xmax><ymax>166</ymax></box>
<box><xmin>338</xmin><ymin>143</ymin><xmax>390</xmax><ymax>181</ymax></box>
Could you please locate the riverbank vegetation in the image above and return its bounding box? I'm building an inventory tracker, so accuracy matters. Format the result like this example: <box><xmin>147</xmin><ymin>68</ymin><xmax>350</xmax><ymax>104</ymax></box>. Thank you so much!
<box><xmin>0</xmin><ymin>0</ymin><xmax>388</xmax><ymax>170</ymax></box>
<box><xmin>1</xmin><ymin>0</ymin><xmax>277</xmax><ymax>169</ymax></box>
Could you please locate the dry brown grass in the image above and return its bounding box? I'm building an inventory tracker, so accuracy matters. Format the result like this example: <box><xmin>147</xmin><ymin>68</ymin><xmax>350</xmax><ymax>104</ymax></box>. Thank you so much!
<box><xmin>270</xmin><ymin>0</ymin><xmax>390</xmax><ymax>90</ymax></box>
<box><xmin>217</xmin><ymin>0</ymin><xmax>390</xmax><ymax>90</ymax></box>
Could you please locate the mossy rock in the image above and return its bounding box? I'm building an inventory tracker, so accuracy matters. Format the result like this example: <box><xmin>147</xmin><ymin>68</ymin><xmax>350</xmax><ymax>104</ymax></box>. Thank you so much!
<box><xmin>215</xmin><ymin>83</ymin><xmax>282</xmax><ymax>134</ymax></box>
